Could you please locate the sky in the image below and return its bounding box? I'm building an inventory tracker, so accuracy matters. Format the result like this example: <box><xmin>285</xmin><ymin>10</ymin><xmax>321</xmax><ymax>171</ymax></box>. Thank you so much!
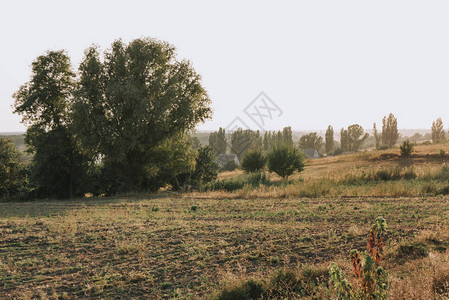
<box><xmin>1</xmin><ymin>0</ymin><xmax>449</xmax><ymax>133</ymax></box>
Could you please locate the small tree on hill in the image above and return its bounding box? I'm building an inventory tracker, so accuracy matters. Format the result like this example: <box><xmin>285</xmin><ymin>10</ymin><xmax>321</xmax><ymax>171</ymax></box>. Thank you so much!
<box><xmin>340</xmin><ymin>125</ymin><xmax>369</xmax><ymax>152</ymax></box>
<box><xmin>241</xmin><ymin>149</ymin><xmax>266</xmax><ymax>173</ymax></box>
<box><xmin>325</xmin><ymin>125</ymin><xmax>334</xmax><ymax>155</ymax></box>
<box><xmin>431</xmin><ymin>117</ymin><xmax>445</xmax><ymax>143</ymax></box>
<box><xmin>382</xmin><ymin>113</ymin><xmax>399</xmax><ymax>148</ymax></box>
<box><xmin>267</xmin><ymin>144</ymin><xmax>304</xmax><ymax>179</ymax></box>
<box><xmin>400</xmin><ymin>140</ymin><xmax>413</xmax><ymax>157</ymax></box>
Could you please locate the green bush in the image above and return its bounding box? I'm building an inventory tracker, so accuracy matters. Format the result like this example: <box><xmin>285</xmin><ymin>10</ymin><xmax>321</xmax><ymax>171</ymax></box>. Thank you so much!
<box><xmin>0</xmin><ymin>138</ymin><xmax>28</xmax><ymax>199</ymax></box>
<box><xmin>204</xmin><ymin>173</ymin><xmax>271</xmax><ymax>192</ymax></box>
<box><xmin>267</xmin><ymin>144</ymin><xmax>304</xmax><ymax>179</ymax></box>
<box><xmin>241</xmin><ymin>149</ymin><xmax>266</xmax><ymax>173</ymax></box>
<box><xmin>400</xmin><ymin>140</ymin><xmax>413</xmax><ymax>157</ymax></box>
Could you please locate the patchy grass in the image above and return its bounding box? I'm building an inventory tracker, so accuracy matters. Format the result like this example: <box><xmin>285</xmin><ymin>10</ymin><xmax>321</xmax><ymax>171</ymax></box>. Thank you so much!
<box><xmin>1</xmin><ymin>195</ymin><xmax>449</xmax><ymax>298</ymax></box>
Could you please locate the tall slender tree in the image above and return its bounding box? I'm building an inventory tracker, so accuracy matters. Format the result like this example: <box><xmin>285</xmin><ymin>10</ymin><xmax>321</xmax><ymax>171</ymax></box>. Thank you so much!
<box><xmin>373</xmin><ymin>122</ymin><xmax>381</xmax><ymax>149</ymax></box>
<box><xmin>325</xmin><ymin>125</ymin><xmax>334</xmax><ymax>154</ymax></box>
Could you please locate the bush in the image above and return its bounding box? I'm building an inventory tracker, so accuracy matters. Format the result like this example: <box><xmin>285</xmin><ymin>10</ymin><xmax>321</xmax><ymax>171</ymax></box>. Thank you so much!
<box><xmin>191</xmin><ymin>145</ymin><xmax>219</xmax><ymax>185</ymax></box>
<box><xmin>215</xmin><ymin>279</ymin><xmax>265</xmax><ymax>300</ymax></box>
<box><xmin>204</xmin><ymin>172</ymin><xmax>271</xmax><ymax>192</ymax></box>
<box><xmin>400</xmin><ymin>140</ymin><xmax>413</xmax><ymax>157</ymax></box>
<box><xmin>0</xmin><ymin>138</ymin><xmax>28</xmax><ymax>199</ymax></box>
<box><xmin>267</xmin><ymin>145</ymin><xmax>304</xmax><ymax>179</ymax></box>
<box><xmin>241</xmin><ymin>149</ymin><xmax>266</xmax><ymax>173</ymax></box>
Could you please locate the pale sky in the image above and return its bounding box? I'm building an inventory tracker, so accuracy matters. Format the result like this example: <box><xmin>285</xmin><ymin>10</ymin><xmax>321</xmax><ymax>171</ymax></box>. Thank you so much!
<box><xmin>1</xmin><ymin>0</ymin><xmax>449</xmax><ymax>133</ymax></box>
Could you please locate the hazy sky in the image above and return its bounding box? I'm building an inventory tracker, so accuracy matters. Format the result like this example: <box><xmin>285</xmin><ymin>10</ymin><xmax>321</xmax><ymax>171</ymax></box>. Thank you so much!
<box><xmin>1</xmin><ymin>0</ymin><xmax>449</xmax><ymax>133</ymax></box>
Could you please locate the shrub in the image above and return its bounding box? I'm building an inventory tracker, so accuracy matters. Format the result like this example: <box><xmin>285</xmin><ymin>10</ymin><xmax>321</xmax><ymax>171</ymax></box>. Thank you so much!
<box><xmin>328</xmin><ymin>217</ymin><xmax>388</xmax><ymax>299</ymax></box>
<box><xmin>215</xmin><ymin>279</ymin><xmax>265</xmax><ymax>300</ymax></box>
<box><xmin>241</xmin><ymin>149</ymin><xmax>266</xmax><ymax>173</ymax></box>
<box><xmin>267</xmin><ymin>144</ymin><xmax>304</xmax><ymax>179</ymax></box>
<box><xmin>204</xmin><ymin>172</ymin><xmax>271</xmax><ymax>192</ymax></box>
<box><xmin>400</xmin><ymin>140</ymin><xmax>413</xmax><ymax>157</ymax></box>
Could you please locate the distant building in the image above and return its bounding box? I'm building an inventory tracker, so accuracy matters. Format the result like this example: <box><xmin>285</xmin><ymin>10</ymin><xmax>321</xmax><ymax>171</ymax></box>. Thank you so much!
<box><xmin>217</xmin><ymin>154</ymin><xmax>240</xmax><ymax>167</ymax></box>
<box><xmin>302</xmin><ymin>149</ymin><xmax>319</xmax><ymax>159</ymax></box>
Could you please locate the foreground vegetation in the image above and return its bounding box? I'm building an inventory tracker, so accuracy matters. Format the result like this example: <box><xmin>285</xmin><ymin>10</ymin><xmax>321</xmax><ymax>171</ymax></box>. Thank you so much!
<box><xmin>1</xmin><ymin>194</ymin><xmax>448</xmax><ymax>299</ymax></box>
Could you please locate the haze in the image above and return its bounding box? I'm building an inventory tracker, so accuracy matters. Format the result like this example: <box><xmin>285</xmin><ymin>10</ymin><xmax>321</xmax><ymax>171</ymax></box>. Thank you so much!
<box><xmin>1</xmin><ymin>0</ymin><xmax>449</xmax><ymax>133</ymax></box>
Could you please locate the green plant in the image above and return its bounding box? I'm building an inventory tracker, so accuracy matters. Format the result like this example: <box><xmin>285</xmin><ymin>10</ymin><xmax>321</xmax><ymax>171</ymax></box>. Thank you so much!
<box><xmin>328</xmin><ymin>217</ymin><xmax>388</xmax><ymax>299</ymax></box>
<box><xmin>400</xmin><ymin>140</ymin><xmax>413</xmax><ymax>157</ymax></box>
<box><xmin>241</xmin><ymin>149</ymin><xmax>266</xmax><ymax>173</ymax></box>
<box><xmin>267</xmin><ymin>144</ymin><xmax>304</xmax><ymax>179</ymax></box>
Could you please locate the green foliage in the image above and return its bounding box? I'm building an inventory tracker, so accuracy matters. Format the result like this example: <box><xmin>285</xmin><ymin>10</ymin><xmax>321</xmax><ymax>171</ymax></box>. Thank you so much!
<box><xmin>298</xmin><ymin>132</ymin><xmax>323</xmax><ymax>152</ymax></box>
<box><xmin>267</xmin><ymin>144</ymin><xmax>304</xmax><ymax>179</ymax></box>
<box><xmin>191</xmin><ymin>145</ymin><xmax>219</xmax><ymax>185</ymax></box>
<box><xmin>340</xmin><ymin>124</ymin><xmax>369</xmax><ymax>152</ymax></box>
<box><xmin>72</xmin><ymin>38</ymin><xmax>212</xmax><ymax>193</ymax></box>
<box><xmin>329</xmin><ymin>263</ymin><xmax>353</xmax><ymax>300</ymax></box>
<box><xmin>204</xmin><ymin>172</ymin><xmax>271</xmax><ymax>192</ymax></box>
<box><xmin>231</xmin><ymin>128</ymin><xmax>262</xmax><ymax>161</ymax></box>
<box><xmin>263</xmin><ymin>127</ymin><xmax>293</xmax><ymax>152</ymax></box>
<box><xmin>209</xmin><ymin>127</ymin><xmax>227</xmax><ymax>155</ymax></box>
<box><xmin>382</xmin><ymin>113</ymin><xmax>399</xmax><ymax>148</ymax></box>
<box><xmin>0</xmin><ymin>138</ymin><xmax>27</xmax><ymax>198</ymax></box>
<box><xmin>400</xmin><ymin>140</ymin><xmax>413</xmax><ymax>157</ymax></box>
<box><xmin>431</xmin><ymin>117</ymin><xmax>445</xmax><ymax>143</ymax></box>
<box><xmin>325</xmin><ymin>125</ymin><xmax>335</xmax><ymax>154</ymax></box>
<box><xmin>241</xmin><ymin>149</ymin><xmax>266</xmax><ymax>173</ymax></box>
<box><xmin>13</xmin><ymin>50</ymin><xmax>88</xmax><ymax>199</ymax></box>
<box><xmin>329</xmin><ymin>217</ymin><xmax>388</xmax><ymax>300</ymax></box>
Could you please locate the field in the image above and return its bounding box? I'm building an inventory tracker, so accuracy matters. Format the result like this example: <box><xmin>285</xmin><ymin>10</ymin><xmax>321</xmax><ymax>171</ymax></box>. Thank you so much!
<box><xmin>1</xmin><ymin>143</ymin><xmax>449</xmax><ymax>299</ymax></box>
<box><xmin>1</xmin><ymin>194</ymin><xmax>448</xmax><ymax>299</ymax></box>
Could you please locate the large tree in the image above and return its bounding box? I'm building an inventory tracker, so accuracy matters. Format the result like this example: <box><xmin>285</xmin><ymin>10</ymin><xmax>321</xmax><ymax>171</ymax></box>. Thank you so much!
<box><xmin>73</xmin><ymin>38</ymin><xmax>212</xmax><ymax>192</ymax></box>
<box><xmin>381</xmin><ymin>113</ymin><xmax>399</xmax><ymax>148</ymax></box>
<box><xmin>431</xmin><ymin>117</ymin><xmax>445</xmax><ymax>143</ymax></box>
<box><xmin>13</xmin><ymin>50</ymin><xmax>87</xmax><ymax>198</ymax></box>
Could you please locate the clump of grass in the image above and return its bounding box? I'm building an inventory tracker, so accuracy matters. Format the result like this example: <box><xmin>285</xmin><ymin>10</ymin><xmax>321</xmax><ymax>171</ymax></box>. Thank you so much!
<box><xmin>393</xmin><ymin>242</ymin><xmax>429</xmax><ymax>263</ymax></box>
<box><xmin>214</xmin><ymin>266</ymin><xmax>329</xmax><ymax>299</ymax></box>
